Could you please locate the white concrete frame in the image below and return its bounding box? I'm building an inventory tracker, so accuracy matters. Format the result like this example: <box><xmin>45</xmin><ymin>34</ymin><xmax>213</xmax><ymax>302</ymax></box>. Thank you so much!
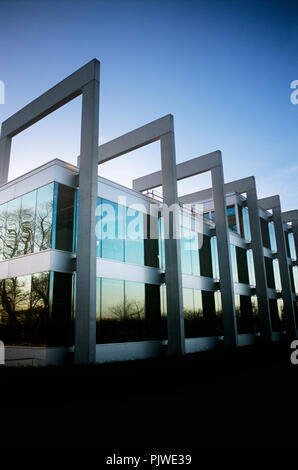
<box><xmin>97</xmin><ymin>114</ymin><xmax>185</xmax><ymax>355</ymax></box>
<box><xmin>133</xmin><ymin>150</ymin><xmax>238</xmax><ymax>348</ymax></box>
<box><xmin>259</xmin><ymin>196</ymin><xmax>297</xmax><ymax>339</ymax></box>
<box><xmin>0</xmin><ymin>59</ymin><xmax>100</xmax><ymax>364</ymax></box>
<box><xmin>178</xmin><ymin>176</ymin><xmax>272</xmax><ymax>344</ymax></box>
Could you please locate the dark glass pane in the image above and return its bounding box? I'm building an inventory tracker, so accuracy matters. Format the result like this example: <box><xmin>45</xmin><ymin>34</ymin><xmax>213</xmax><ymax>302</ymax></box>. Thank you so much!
<box><xmin>34</xmin><ymin>183</ymin><xmax>54</xmax><ymax>252</ymax></box>
<box><xmin>101</xmin><ymin>199</ymin><xmax>124</xmax><ymax>261</ymax></box>
<box><xmin>145</xmin><ymin>213</ymin><xmax>159</xmax><ymax>268</ymax></box>
<box><xmin>20</xmin><ymin>191</ymin><xmax>36</xmax><ymax>255</ymax></box>
<box><xmin>145</xmin><ymin>283</ymin><xmax>163</xmax><ymax>339</ymax></box>
<box><xmin>54</xmin><ymin>183</ymin><xmax>75</xmax><ymax>252</ymax></box>
<box><xmin>260</xmin><ymin>218</ymin><xmax>270</xmax><ymax>249</ymax></box>
<box><xmin>200</xmin><ymin>235</ymin><xmax>213</xmax><ymax>277</ymax></box>
<box><xmin>265</xmin><ymin>257</ymin><xmax>275</xmax><ymax>289</ymax></box>
<box><xmin>48</xmin><ymin>272</ymin><xmax>73</xmax><ymax>346</ymax></box>
<box><xmin>125</xmin><ymin>208</ymin><xmax>145</xmax><ymax>265</ymax></box>
<box><xmin>201</xmin><ymin>290</ymin><xmax>217</xmax><ymax>336</ymax></box>
<box><xmin>236</xmin><ymin>246</ymin><xmax>249</xmax><ymax>284</ymax></box>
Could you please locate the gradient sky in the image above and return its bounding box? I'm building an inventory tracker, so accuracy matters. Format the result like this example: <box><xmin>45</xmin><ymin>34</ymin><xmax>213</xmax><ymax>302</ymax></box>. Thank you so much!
<box><xmin>0</xmin><ymin>0</ymin><xmax>297</xmax><ymax>209</ymax></box>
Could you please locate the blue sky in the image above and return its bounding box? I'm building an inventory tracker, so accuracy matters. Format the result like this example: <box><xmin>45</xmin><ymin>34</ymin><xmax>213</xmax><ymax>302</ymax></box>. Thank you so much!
<box><xmin>0</xmin><ymin>0</ymin><xmax>297</xmax><ymax>209</ymax></box>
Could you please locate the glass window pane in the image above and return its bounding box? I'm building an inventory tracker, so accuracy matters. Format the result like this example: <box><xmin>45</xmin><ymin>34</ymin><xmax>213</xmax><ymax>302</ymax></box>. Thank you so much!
<box><xmin>31</xmin><ymin>271</ymin><xmax>50</xmax><ymax>344</ymax></box>
<box><xmin>230</xmin><ymin>244</ymin><xmax>238</xmax><ymax>283</ymax></box>
<box><xmin>236</xmin><ymin>246</ymin><xmax>249</xmax><ymax>284</ymax></box>
<box><xmin>125</xmin><ymin>281</ymin><xmax>145</xmax><ymax>320</ymax></box>
<box><xmin>0</xmin><ymin>203</ymin><xmax>7</xmax><ymax>261</ymax></box>
<box><xmin>4</xmin><ymin>196</ymin><xmax>22</xmax><ymax>259</ymax></box>
<box><xmin>273</xmin><ymin>259</ymin><xmax>282</xmax><ymax>292</ymax></box>
<box><xmin>268</xmin><ymin>221</ymin><xmax>277</xmax><ymax>252</ymax></box>
<box><xmin>180</xmin><ymin>227</ymin><xmax>192</xmax><ymax>274</ymax></box>
<box><xmin>125</xmin><ymin>207</ymin><xmax>144</xmax><ymax>265</ymax></box>
<box><xmin>20</xmin><ymin>190</ymin><xmax>36</xmax><ymax>255</ymax></box>
<box><xmin>98</xmin><ymin>278</ymin><xmax>124</xmax><ymax>343</ymax></box>
<box><xmin>101</xmin><ymin>199</ymin><xmax>124</xmax><ymax>262</ymax></box>
<box><xmin>49</xmin><ymin>272</ymin><xmax>73</xmax><ymax>345</ymax></box>
<box><xmin>242</xmin><ymin>207</ymin><xmax>251</xmax><ymax>242</ymax></box>
<box><xmin>158</xmin><ymin>217</ymin><xmax>165</xmax><ymax>270</ymax></box>
<box><xmin>54</xmin><ymin>183</ymin><xmax>75</xmax><ymax>252</ymax></box>
<box><xmin>34</xmin><ymin>183</ymin><xmax>54</xmax><ymax>252</ymax></box>
<box><xmin>265</xmin><ymin>257</ymin><xmax>275</xmax><ymax>289</ymax></box>
<box><xmin>200</xmin><ymin>235</ymin><xmax>213</xmax><ymax>278</ymax></box>
<box><xmin>211</xmin><ymin>236</ymin><xmax>219</xmax><ymax>280</ymax></box>
<box><xmin>288</xmin><ymin>232</ymin><xmax>296</xmax><ymax>261</ymax></box>
<box><xmin>0</xmin><ymin>275</ymin><xmax>32</xmax><ymax>344</ymax></box>
<box><xmin>247</xmin><ymin>249</ymin><xmax>256</xmax><ymax>287</ymax></box>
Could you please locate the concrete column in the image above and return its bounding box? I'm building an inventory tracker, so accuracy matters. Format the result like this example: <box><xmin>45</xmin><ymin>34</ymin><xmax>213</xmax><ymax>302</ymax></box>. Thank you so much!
<box><xmin>246</xmin><ymin>186</ymin><xmax>272</xmax><ymax>343</ymax></box>
<box><xmin>0</xmin><ymin>136</ymin><xmax>11</xmax><ymax>185</ymax></box>
<box><xmin>160</xmin><ymin>130</ymin><xmax>185</xmax><ymax>356</ymax></box>
<box><xmin>272</xmin><ymin>201</ymin><xmax>297</xmax><ymax>339</ymax></box>
<box><xmin>211</xmin><ymin>163</ymin><xmax>238</xmax><ymax>348</ymax></box>
<box><xmin>74</xmin><ymin>67</ymin><xmax>100</xmax><ymax>364</ymax></box>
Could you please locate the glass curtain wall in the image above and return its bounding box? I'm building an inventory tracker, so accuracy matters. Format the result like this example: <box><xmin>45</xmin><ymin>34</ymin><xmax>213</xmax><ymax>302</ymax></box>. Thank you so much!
<box><xmin>0</xmin><ymin>182</ymin><xmax>76</xmax><ymax>261</ymax></box>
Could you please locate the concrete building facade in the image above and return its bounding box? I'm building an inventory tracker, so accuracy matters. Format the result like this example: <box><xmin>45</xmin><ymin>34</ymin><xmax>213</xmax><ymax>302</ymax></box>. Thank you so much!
<box><xmin>0</xmin><ymin>60</ymin><xmax>297</xmax><ymax>365</ymax></box>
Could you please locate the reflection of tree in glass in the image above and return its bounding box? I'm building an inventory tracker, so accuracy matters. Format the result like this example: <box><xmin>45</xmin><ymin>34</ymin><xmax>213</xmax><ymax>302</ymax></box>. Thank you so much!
<box><xmin>0</xmin><ymin>277</ymin><xmax>30</xmax><ymax>325</ymax></box>
<box><xmin>104</xmin><ymin>299</ymin><xmax>145</xmax><ymax>321</ymax></box>
<box><xmin>34</xmin><ymin>199</ymin><xmax>52</xmax><ymax>252</ymax></box>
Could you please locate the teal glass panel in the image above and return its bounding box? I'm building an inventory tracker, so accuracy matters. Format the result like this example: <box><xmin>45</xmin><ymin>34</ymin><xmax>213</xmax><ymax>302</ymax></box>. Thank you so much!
<box><xmin>246</xmin><ymin>249</ymin><xmax>256</xmax><ymax>287</ymax></box>
<box><xmin>242</xmin><ymin>206</ymin><xmax>251</xmax><ymax>242</ymax></box>
<box><xmin>268</xmin><ymin>221</ymin><xmax>277</xmax><ymax>252</ymax></box>
<box><xmin>158</xmin><ymin>217</ymin><xmax>165</xmax><ymax>270</ymax></box>
<box><xmin>273</xmin><ymin>259</ymin><xmax>281</xmax><ymax>292</ymax></box>
<box><xmin>288</xmin><ymin>232</ymin><xmax>296</xmax><ymax>260</ymax></box>
<box><xmin>211</xmin><ymin>236</ymin><xmax>219</xmax><ymax>280</ymax></box>
<box><xmin>101</xmin><ymin>199</ymin><xmax>125</xmax><ymax>262</ymax></box>
<box><xmin>125</xmin><ymin>207</ymin><xmax>144</xmax><ymax>265</ymax></box>
<box><xmin>230</xmin><ymin>244</ymin><xmax>238</xmax><ymax>283</ymax></box>
<box><xmin>180</xmin><ymin>227</ymin><xmax>192</xmax><ymax>274</ymax></box>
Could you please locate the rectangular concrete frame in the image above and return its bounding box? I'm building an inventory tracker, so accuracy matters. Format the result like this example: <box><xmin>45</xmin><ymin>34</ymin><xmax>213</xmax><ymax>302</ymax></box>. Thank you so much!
<box><xmin>133</xmin><ymin>150</ymin><xmax>238</xmax><ymax>348</ymax></box>
<box><xmin>178</xmin><ymin>176</ymin><xmax>273</xmax><ymax>344</ymax></box>
<box><xmin>98</xmin><ymin>114</ymin><xmax>185</xmax><ymax>355</ymax></box>
<box><xmin>259</xmin><ymin>196</ymin><xmax>297</xmax><ymax>339</ymax></box>
<box><xmin>0</xmin><ymin>59</ymin><xmax>100</xmax><ymax>364</ymax></box>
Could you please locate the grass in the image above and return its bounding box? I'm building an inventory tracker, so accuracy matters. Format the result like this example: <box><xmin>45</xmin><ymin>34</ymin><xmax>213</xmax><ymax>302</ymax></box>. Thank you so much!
<box><xmin>0</xmin><ymin>341</ymin><xmax>297</xmax><ymax>451</ymax></box>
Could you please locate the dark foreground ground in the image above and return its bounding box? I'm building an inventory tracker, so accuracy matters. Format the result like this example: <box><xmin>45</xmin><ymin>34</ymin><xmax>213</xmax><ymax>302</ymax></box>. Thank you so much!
<box><xmin>0</xmin><ymin>342</ymin><xmax>297</xmax><ymax>454</ymax></box>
